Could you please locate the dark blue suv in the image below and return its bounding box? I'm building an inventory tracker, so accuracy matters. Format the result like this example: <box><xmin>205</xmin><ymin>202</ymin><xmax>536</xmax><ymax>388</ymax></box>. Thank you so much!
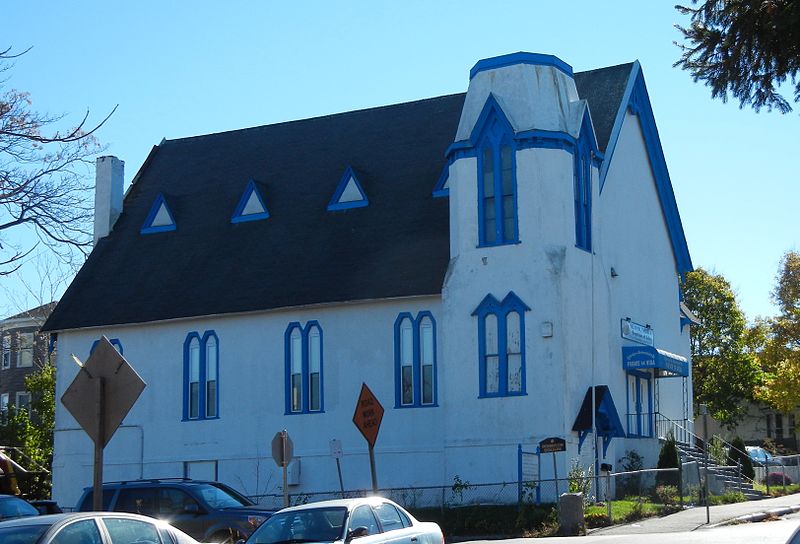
<box><xmin>76</xmin><ymin>478</ymin><xmax>273</xmax><ymax>543</ymax></box>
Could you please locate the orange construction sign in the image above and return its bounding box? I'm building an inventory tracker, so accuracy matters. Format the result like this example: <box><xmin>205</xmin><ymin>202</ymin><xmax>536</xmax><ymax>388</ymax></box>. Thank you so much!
<box><xmin>352</xmin><ymin>383</ymin><xmax>384</xmax><ymax>448</ymax></box>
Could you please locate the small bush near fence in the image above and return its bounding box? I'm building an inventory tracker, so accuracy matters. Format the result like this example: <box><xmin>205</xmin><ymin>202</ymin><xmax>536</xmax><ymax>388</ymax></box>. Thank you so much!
<box><xmin>766</xmin><ymin>472</ymin><xmax>793</xmax><ymax>486</ymax></box>
<box><xmin>411</xmin><ymin>504</ymin><xmax>556</xmax><ymax>537</ymax></box>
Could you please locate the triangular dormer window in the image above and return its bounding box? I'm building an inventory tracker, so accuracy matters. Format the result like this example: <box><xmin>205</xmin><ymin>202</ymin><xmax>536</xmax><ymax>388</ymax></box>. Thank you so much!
<box><xmin>141</xmin><ymin>193</ymin><xmax>176</xmax><ymax>234</ymax></box>
<box><xmin>231</xmin><ymin>180</ymin><xmax>269</xmax><ymax>223</ymax></box>
<box><xmin>327</xmin><ymin>166</ymin><xmax>368</xmax><ymax>211</ymax></box>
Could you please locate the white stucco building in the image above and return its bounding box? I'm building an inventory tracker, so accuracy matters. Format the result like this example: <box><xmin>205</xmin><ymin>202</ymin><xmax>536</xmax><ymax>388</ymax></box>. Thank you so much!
<box><xmin>43</xmin><ymin>52</ymin><xmax>695</xmax><ymax>508</ymax></box>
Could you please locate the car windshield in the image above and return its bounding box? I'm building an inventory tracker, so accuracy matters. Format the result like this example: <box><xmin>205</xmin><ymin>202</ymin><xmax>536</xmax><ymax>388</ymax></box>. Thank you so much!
<box><xmin>194</xmin><ymin>483</ymin><xmax>249</xmax><ymax>508</ymax></box>
<box><xmin>247</xmin><ymin>507</ymin><xmax>347</xmax><ymax>544</ymax></box>
<box><xmin>0</xmin><ymin>496</ymin><xmax>40</xmax><ymax>519</ymax></box>
<box><xmin>0</xmin><ymin>524</ymin><xmax>49</xmax><ymax>544</ymax></box>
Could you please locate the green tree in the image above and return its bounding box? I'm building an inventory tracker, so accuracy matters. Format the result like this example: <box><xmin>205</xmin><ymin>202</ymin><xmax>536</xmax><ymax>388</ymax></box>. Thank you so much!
<box><xmin>728</xmin><ymin>436</ymin><xmax>755</xmax><ymax>480</ymax></box>
<box><xmin>682</xmin><ymin>268</ymin><xmax>762</xmax><ymax>426</ymax></box>
<box><xmin>0</xmin><ymin>363</ymin><xmax>55</xmax><ymax>498</ymax></box>
<box><xmin>674</xmin><ymin>0</ymin><xmax>800</xmax><ymax>113</ymax></box>
<box><xmin>756</xmin><ymin>251</ymin><xmax>800</xmax><ymax>412</ymax></box>
<box><xmin>656</xmin><ymin>433</ymin><xmax>680</xmax><ymax>487</ymax></box>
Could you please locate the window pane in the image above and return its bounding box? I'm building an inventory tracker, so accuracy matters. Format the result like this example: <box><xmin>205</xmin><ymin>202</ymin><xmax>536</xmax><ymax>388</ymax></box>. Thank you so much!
<box><xmin>206</xmin><ymin>337</ymin><xmax>217</xmax><ymax>381</ymax></box>
<box><xmin>422</xmin><ymin>364</ymin><xmax>433</xmax><ymax>405</ymax></box>
<box><xmin>18</xmin><ymin>332</ymin><xmax>33</xmax><ymax>367</ymax></box>
<box><xmin>104</xmin><ymin>517</ymin><xmax>160</xmax><ymax>544</ymax></box>
<box><xmin>292</xmin><ymin>374</ymin><xmax>302</xmax><ymax>412</ymax></box>
<box><xmin>485</xmin><ymin>315</ymin><xmax>498</xmax><ymax>355</ymax></box>
<box><xmin>310</xmin><ymin>372</ymin><xmax>321</xmax><ymax>411</ymax></box>
<box><xmin>291</xmin><ymin>330</ymin><xmax>302</xmax><ymax>374</ymax></box>
<box><xmin>374</xmin><ymin>503</ymin><xmax>405</xmax><ymax>532</ymax></box>
<box><xmin>508</xmin><ymin>354</ymin><xmax>522</xmax><ymax>393</ymax></box>
<box><xmin>482</xmin><ymin>147</ymin><xmax>494</xmax><ymax>197</ymax></box>
<box><xmin>309</xmin><ymin>328</ymin><xmax>321</xmax><ymax>373</ymax></box>
<box><xmin>484</xmin><ymin>197</ymin><xmax>496</xmax><ymax>244</ymax></box>
<box><xmin>401</xmin><ymin>366</ymin><xmax>413</xmax><ymax>405</ymax></box>
<box><xmin>190</xmin><ymin>383</ymin><xmax>199</xmax><ymax>419</ymax></box>
<box><xmin>506</xmin><ymin>312</ymin><xmax>521</xmax><ymax>353</ymax></box>
<box><xmin>503</xmin><ymin>196</ymin><xmax>516</xmax><ymax>241</ymax></box>
<box><xmin>400</xmin><ymin>320</ymin><xmax>413</xmax><ymax>366</ymax></box>
<box><xmin>189</xmin><ymin>340</ymin><xmax>200</xmax><ymax>381</ymax></box>
<box><xmin>52</xmin><ymin>519</ymin><xmax>103</xmax><ymax>544</ymax></box>
<box><xmin>206</xmin><ymin>380</ymin><xmax>217</xmax><ymax>418</ymax></box>
<box><xmin>486</xmin><ymin>356</ymin><xmax>500</xmax><ymax>394</ymax></box>
<box><xmin>501</xmin><ymin>145</ymin><xmax>513</xmax><ymax>195</ymax></box>
<box><xmin>420</xmin><ymin>318</ymin><xmax>433</xmax><ymax>366</ymax></box>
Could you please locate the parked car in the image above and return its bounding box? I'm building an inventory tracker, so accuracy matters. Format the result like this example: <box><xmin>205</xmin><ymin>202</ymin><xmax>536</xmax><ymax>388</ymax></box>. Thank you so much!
<box><xmin>0</xmin><ymin>494</ymin><xmax>39</xmax><ymax>521</ymax></box>
<box><xmin>76</xmin><ymin>478</ymin><xmax>273</xmax><ymax>543</ymax></box>
<box><xmin>746</xmin><ymin>446</ymin><xmax>783</xmax><ymax>467</ymax></box>
<box><xmin>243</xmin><ymin>497</ymin><xmax>443</xmax><ymax>544</ymax></box>
<box><xmin>28</xmin><ymin>500</ymin><xmax>62</xmax><ymax>515</ymax></box>
<box><xmin>0</xmin><ymin>511</ymin><xmax>201</xmax><ymax>544</ymax></box>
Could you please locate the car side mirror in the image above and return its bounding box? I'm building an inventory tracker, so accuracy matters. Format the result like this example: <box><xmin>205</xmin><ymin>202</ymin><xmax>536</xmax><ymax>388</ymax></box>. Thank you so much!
<box><xmin>347</xmin><ymin>526</ymin><xmax>369</xmax><ymax>540</ymax></box>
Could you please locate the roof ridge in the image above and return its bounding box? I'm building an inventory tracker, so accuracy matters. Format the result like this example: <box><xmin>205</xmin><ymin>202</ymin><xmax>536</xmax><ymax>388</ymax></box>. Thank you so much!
<box><xmin>161</xmin><ymin>92</ymin><xmax>468</xmax><ymax>146</ymax></box>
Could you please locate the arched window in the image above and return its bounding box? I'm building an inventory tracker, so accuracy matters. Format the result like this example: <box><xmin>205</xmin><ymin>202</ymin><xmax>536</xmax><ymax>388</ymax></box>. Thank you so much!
<box><xmin>183</xmin><ymin>331</ymin><xmax>220</xmax><ymax>421</ymax></box>
<box><xmin>475</xmin><ymin>97</ymin><xmax>518</xmax><ymax>246</ymax></box>
<box><xmin>394</xmin><ymin>312</ymin><xmax>438</xmax><ymax>408</ymax></box>
<box><xmin>473</xmin><ymin>293</ymin><xmax>530</xmax><ymax>397</ymax></box>
<box><xmin>284</xmin><ymin>321</ymin><xmax>324</xmax><ymax>414</ymax></box>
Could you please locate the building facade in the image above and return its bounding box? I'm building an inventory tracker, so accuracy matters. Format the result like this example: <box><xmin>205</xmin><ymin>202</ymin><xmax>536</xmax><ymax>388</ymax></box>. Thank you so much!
<box><xmin>0</xmin><ymin>303</ymin><xmax>55</xmax><ymax>421</ymax></box>
<box><xmin>43</xmin><ymin>53</ymin><xmax>695</xmax><ymax>508</ymax></box>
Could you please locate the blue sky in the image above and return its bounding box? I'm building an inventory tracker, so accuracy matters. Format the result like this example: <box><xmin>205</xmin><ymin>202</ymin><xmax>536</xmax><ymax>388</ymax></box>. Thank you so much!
<box><xmin>2</xmin><ymin>1</ymin><xmax>797</xmax><ymax>321</ymax></box>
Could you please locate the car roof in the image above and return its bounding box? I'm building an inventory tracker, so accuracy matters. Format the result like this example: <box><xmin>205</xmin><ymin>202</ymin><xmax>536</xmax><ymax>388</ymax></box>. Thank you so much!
<box><xmin>83</xmin><ymin>479</ymin><xmax>219</xmax><ymax>489</ymax></box>
<box><xmin>0</xmin><ymin>511</ymin><xmax>185</xmax><ymax>528</ymax></box>
<box><xmin>277</xmin><ymin>497</ymin><xmax>396</xmax><ymax>513</ymax></box>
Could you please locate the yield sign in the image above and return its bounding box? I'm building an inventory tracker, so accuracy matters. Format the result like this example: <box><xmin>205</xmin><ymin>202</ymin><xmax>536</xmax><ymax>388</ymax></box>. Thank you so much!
<box><xmin>352</xmin><ymin>383</ymin><xmax>384</xmax><ymax>448</ymax></box>
<box><xmin>61</xmin><ymin>336</ymin><xmax>146</xmax><ymax>447</ymax></box>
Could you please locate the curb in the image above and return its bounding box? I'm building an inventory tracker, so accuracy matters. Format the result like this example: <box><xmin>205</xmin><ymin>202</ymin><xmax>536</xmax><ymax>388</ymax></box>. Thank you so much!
<box><xmin>708</xmin><ymin>504</ymin><xmax>800</xmax><ymax>527</ymax></box>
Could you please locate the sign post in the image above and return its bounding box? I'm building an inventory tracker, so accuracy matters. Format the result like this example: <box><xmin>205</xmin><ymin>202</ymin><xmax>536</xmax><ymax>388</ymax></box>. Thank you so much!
<box><xmin>352</xmin><ymin>383</ymin><xmax>384</xmax><ymax>493</ymax></box>
<box><xmin>271</xmin><ymin>430</ymin><xmax>294</xmax><ymax>507</ymax></box>
<box><xmin>330</xmin><ymin>439</ymin><xmax>345</xmax><ymax>498</ymax></box>
<box><xmin>539</xmin><ymin>437</ymin><xmax>567</xmax><ymax>498</ymax></box>
<box><xmin>61</xmin><ymin>336</ymin><xmax>146</xmax><ymax>511</ymax></box>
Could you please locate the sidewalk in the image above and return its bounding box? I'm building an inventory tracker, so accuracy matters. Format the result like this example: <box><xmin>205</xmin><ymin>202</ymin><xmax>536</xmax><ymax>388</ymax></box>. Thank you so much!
<box><xmin>590</xmin><ymin>493</ymin><xmax>800</xmax><ymax>535</ymax></box>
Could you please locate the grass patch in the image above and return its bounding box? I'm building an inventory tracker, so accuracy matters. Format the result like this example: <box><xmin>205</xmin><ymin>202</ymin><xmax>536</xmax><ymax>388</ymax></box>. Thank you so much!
<box><xmin>753</xmin><ymin>482</ymin><xmax>800</xmax><ymax>497</ymax></box>
<box><xmin>585</xmin><ymin>499</ymin><xmax>661</xmax><ymax>522</ymax></box>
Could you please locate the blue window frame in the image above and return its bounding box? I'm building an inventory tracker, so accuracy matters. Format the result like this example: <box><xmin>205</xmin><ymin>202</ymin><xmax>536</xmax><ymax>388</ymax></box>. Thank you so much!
<box><xmin>472</xmin><ymin>292</ymin><xmax>530</xmax><ymax>397</ymax></box>
<box><xmin>394</xmin><ymin>311</ymin><xmax>437</xmax><ymax>408</ymax></box>
<box><xmin>574</xmin><ymin>140</ymin><xmax>592</xmax><ymax>251</ymax></box>
<box><xmin>231</xmin><ymin>179</ymin><xmax>269</xmax><ymax>223</ymax></box>
<box><xmin>90</xmin><ymin>338</ymin><xmax>123</xmax><ymax>355</ymax></box>
<box><xmin>183</xmin><ymin>331</ymin><xmax>219</xmax><ymax>421</ymax></box>
<box><xmin>284</xmin><ymin>321</ymin><xmax>324</xmax><ymax>414</ymax></box>
<box><xmin>141</xmin><ymin>193</ymin><xmax>176</xmax><ymax>234</ymax></box>
<box><xmin>476</xmin><ymin>97</ymin><xmax>518</xmax><ymax>246</ymax></box>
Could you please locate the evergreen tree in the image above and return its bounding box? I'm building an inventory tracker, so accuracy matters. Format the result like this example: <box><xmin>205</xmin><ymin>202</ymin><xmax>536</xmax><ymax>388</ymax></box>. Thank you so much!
<box><xmin>656</xmin><ymin>433</ymin><xmax>681</xmax><ymax>487</ymax></box>
<box><xmin>728</xmin><ymin>436</ymin><xmax>755</xmax><ymax>480</ymax></box>
<box><xmin>675</xmin><ymin>0</ymin><xmax>800</xmax><ymax>113</ymax></box>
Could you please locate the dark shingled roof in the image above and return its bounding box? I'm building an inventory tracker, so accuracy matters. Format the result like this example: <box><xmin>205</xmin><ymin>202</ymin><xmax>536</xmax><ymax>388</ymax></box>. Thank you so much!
<box><xmin>43</xmin><ymin>64</ymin><xmax>633</xmax><ymax>332</ymax></box>
<box><xmin>574</xmin><ymin>62</ymin><xmax>635</xmax><ymax>152</ymax></box>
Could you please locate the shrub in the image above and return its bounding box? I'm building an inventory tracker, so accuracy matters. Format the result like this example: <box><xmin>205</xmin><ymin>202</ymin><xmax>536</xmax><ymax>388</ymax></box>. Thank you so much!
<box><xmin>567</xmin><ymin>459</ymin><xmax>593</xmax><ymax>505</ymax></box>
<box><xmin>728</xmin><ymin>436</ymin><xmax>755</xmax><ymax>480</ymax></box>
<box><xmin>584</xmin><ymin>512</ymin><xmax>612</xmax><ymax>528</ymax></box>
<box><xmin>656</xmin><ymin>433</ymin><xmax>680</xmax><ymax>487</ymax></box>
<box><xmin>654</xmin><ymin>485</ymin><xmax>679</xmax><ymax>505</ymax></box>
<box><xmin>766</xmin><ymin>472</ymin><xmax>792</xmax><ymax>486</ymax></box>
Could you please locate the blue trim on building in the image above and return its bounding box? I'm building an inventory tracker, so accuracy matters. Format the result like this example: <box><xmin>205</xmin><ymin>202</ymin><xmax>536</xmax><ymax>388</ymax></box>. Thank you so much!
<box><xmin>181</xmin><ymin>330</ymin><xmax>220</xmax><ymax>422</ymax></box>
<box><xmin>327</xmin><ymin>166</ymin><xmax>369</xmax><ymax>211</ymax></box>
<box><xmin>598</xmin><ymin>62</ymin><xmax>693</xmax><ymax>276</ymax></box>
<box><xmin>432</xmin><ymin>164</ymin><xmax>451</xmax><ymax>197</ymax></box>
<box><xmin>470</xmin><ymin>52</ymin><xmax>574</xmax><ymax>80</ymax></box>
<box><xmin>231</xmin><ymin>179</ymin><xmax>270</xmax><ymax>223</ymax></box>
<box><xmin>472</xmin><ymin>95</ymin><xmax>520</xmax><ymax>247</ymax></box>
<box><xmin>574</xmin><ymin>111</ymin><xmax>594</xmax><ymax>251</ymax></box>
<box><xmin>284</xmin><ymin>320</ymin><xmax>325</xmax><ymax>414</ymax></box>
<box><xmin>393</xmin><ymin>311</ymin><xmax>439</xmax><ymax>409</ymax></box>
<box><xmin>472</xmin><ymin>292</ymin><xmax>531</xmax><ymax>398</ymax></box>
<box><xmin>90</xmin><ymin>338</ymin><xmax>123</xmax><ymax>355</ymax></box>
<box><xmin>140</xmin><ymin>193</ymin><xmax>177</xmax><ymax>234</ymax></box>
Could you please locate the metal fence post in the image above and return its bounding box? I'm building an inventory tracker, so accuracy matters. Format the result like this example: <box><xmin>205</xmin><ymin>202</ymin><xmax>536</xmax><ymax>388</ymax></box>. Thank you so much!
<box><xmin>678</xmin><ymin>462</ymin><xmax>684</xmax><ymax>508</ymax></box>
<box><xmin>517</xmin><ymin>444</ymin><xmax>523</xmax><ymax>506</ymax></box>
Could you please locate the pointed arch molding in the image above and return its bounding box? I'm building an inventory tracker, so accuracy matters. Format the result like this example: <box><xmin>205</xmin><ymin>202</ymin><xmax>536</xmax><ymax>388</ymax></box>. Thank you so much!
<box><xmin>328</xmin><ymin>166</ymin><xmax>368</xmax><ymax>211</ymax></box>
<box><xmin>140</xmin><ymin>193</ymin><xmax>176</xmax><ymax>234</ymax></box>
<box><xmin>231</xmin><ymin>179</ymin><xmax>269</xmax><ymax>223</ymax></box>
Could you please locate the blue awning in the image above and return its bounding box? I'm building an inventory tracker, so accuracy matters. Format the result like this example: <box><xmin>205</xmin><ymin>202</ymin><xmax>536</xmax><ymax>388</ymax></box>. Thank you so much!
<box><xmin>622</xmin><ymin>345</ymin><xmax>688</xmax><ymax>377</ymax></box>
<box><xmin>572</xmin><ymin>385</ymin><xmax>626</xmax><ymax>456</ymax></box>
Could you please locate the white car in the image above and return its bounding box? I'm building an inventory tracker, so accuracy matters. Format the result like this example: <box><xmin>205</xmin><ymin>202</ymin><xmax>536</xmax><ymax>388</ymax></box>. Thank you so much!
<box><xmin>242</xmin><ymin>498</ymin><xmax>443</xmax><ymax>544</ymax></box>
<box><xmin>0</xmin><ymin>511</ymin><xmax>202</xmax><ymax>544</ymax></box>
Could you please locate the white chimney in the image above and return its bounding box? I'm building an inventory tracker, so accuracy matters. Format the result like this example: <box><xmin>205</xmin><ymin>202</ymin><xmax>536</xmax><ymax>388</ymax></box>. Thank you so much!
<box><xmin>94</xmin><ymin>155</ymin><xmax>124</xmax><ymax>244</ymax></box>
